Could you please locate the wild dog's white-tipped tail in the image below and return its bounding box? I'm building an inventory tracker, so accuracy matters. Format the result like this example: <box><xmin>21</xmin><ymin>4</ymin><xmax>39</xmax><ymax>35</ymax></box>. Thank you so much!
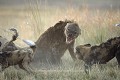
<box><xmin>22</xmin><ymin>40</ymin><xmax>35</xmax><ymax>46</ymax></box>
<box><xmin>115</xmin><ymin>24</ymin><xmax>120</xmax><ymax>27</ymax></box>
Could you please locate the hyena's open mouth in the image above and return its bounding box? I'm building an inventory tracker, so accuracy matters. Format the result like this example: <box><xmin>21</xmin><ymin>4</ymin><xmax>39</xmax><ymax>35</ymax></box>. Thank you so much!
<box><xmin>66</xmin><ymin>36</ymin><xmax>75</xmax><ymax>44</ymax></box>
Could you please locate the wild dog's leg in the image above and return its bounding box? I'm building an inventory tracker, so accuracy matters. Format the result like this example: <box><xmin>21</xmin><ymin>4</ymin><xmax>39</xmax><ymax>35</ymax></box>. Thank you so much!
<box><xmin>1</xmin><ymin>66</ymin><xmax>7</xmax><ymax>72</ymax></box>
<box><xmin>18</xmin><ymin>54</ymin><xmax>34</xmax><ymax>74</ymax></box>
<box><xmin>19</xmin><ymin>55</ymin><xmax>33</xmax><ymax>74</ymax></box>
<box><xmin>115</xmin><ymin>50</ymin><xmax>120</xmax><ymax>67</ymax></box>
<box><xmin>28</xmin><ymin>62</ymin><xmax>34</xmax><ymax>73</ymax></box>
<box><xmin>84</xmin><ymin>62</ymin><xmax>92</xmax><ymax>74</ymax></box>
<box><xmin>18</xmin><ymin>62</ymin><xmax>31</xmax><ymax>74</ymax></box>
<box><xmin>27</xmin><ymin>63</ymin><xmax>35</xmax><ymax>73</ymax></box>
<box><xmin>0</xmin><ymin>58</ymin><xmax>9</xmax><ymax>72</ymax></box>
<box><xmin>0</xmin><ymin>64</ymin><xmax>9</xmax><ymax>72</ymax></box>
<box><xmin>0</xmin><ymin>54</ymin><xmax>9</xmax><ymax>72</ymax></box>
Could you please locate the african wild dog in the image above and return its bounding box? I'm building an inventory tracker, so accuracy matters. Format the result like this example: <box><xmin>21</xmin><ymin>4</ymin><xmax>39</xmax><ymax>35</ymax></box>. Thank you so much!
<box><xmin>0</xmin><ymin>44</ymin><xmax>36</xmax><ymax>74</ymax></box>
<box><xmin>76</xmin><ymin>36</ymin><xmax>120</xmax><ymax>73</ymax></box>
<box><xmin>0</xmin><ymin>28</ymin><xmax>36</xmax><ymax>74</ymax></box>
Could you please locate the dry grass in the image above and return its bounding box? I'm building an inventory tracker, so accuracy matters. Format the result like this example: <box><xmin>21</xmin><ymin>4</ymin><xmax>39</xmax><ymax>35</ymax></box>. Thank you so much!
<box><xmin>0</xmin><ymin>4</ymin><xmax>120</xmax><ymax>80</ymax></box>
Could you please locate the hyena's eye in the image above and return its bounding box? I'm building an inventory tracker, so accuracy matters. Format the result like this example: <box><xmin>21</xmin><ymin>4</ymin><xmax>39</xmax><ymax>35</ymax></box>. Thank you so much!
<box><xmin>73</xmin><ymin>32</ymin><xmax>78</xmax><ymax>36</ymax></box>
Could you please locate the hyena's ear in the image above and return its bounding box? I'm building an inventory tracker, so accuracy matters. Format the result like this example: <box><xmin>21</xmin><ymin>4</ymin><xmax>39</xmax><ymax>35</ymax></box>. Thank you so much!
<box><xmin>84</xmin><ymin>44</ymin><xmax>91</xmax><ymax>47</ymax></box>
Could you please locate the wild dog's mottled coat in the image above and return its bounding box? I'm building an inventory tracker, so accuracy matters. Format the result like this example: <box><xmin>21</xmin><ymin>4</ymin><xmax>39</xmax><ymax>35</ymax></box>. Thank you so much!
<box><xmin>76</xmin><ymin>36</ymin><xmax>120</xmax><ymax>66</ymax></box>
<box><xmin>0</xmin><ymin>46</ymin><xmax>36</xmax><ymax>74</ymax></box>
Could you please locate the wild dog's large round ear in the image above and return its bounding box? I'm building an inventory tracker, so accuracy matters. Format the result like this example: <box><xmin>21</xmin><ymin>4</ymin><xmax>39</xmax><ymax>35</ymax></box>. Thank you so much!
<box><xmin>84</xmin><ymin>44</ymin><xmax>91</xmax><ymax>47</ymax></box>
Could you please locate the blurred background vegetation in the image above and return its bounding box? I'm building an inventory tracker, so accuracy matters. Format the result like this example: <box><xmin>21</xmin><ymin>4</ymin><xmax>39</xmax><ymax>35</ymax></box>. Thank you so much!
<box><xmin>0</xmin><ymin>0</ymin><xmax>120</xmax><ymax>80</ymax></box>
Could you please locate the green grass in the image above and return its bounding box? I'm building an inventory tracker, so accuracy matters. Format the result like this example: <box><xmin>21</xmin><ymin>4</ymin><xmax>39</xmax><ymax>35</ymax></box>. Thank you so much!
<box><xmin>0</xmin><ymin>60</ymin><xmax>120</xmax><ymax>80</ymax></box>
